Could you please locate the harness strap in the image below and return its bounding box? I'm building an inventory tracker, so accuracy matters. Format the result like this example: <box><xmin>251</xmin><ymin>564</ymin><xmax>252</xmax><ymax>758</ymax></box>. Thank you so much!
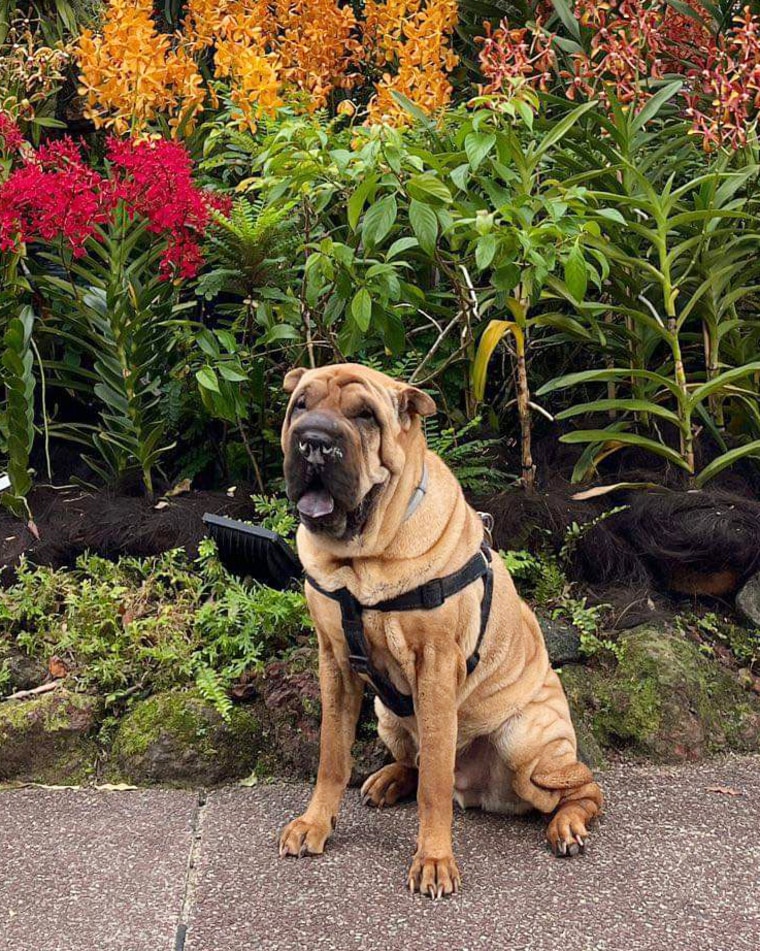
<box><xmin>305</xmin><ymin>541</ymin><xmax>494</xmax><ymax>718</ymax></box>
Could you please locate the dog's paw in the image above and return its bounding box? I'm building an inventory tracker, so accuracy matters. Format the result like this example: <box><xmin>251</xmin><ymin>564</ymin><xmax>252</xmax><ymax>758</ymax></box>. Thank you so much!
<box><xmin>407</xmin><ymin>851</ymin><xmax>461</xmax><ymax>899</ymax></box>
<box><xmin>546</xmin><ymin>808</ymin><xmax>589</xmax><ymax>858</ymax></box>
<box><xmin>278</xmin><ymin>816</ymin><xmax>332</xmax><ymax>858</ymax></box>
<box><xmin>361</xmin><ymin>763</ymin><xmax>418</xmax><ymax>809</ymax></box>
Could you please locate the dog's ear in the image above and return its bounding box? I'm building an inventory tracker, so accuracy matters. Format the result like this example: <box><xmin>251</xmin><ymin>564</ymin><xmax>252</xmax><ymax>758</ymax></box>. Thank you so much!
<box><xmin>398</xmin><ymin>385</ymin><xmax>436</xmax><ymax>420</ymax></box>
<box><xmin>283</xmin><ymin>367</ymin><xmax>307</xmax><ymax>393</ymax></box>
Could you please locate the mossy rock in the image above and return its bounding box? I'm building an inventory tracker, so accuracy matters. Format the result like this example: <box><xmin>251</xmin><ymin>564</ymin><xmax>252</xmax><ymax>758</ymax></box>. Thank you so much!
<box><xmin>112</xmin><ymin>689</ymin><xmax>262</xmax><ymax>787</ymax></box>
<box><xmin>1</xmin><ymin>648</ymin><xmax>48</xmax><ymax>694</ymax></box>
<box><xmin>561</xmin><ymin>625</ymin><xmax>760</xmax><ymax>762</ymax></box>
<box><xmin>0</xmin><ymin>688</ymin><xmax>100</xmax><ymax>783</ymax></box>
<box><xmin>537</xmin><ymin>613</ymin><xmax>583</xmax><ymax>666</ymax></box>
<box><xmin>252</xmin><ymin>647</ymin><xmax>386</xmax><ymax>785</ymax></box>
<box><xmin>736</xmin><ymin>572</ymin><xmax>760</xmax><ymax>628</ymax></box>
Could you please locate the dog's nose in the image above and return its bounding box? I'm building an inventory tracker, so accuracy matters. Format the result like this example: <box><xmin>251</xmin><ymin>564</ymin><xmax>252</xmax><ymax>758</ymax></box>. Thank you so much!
<box><xmin>297</xmin><ymin>430</ymin><xmax>341</xmax><ymax>466</ymax></box>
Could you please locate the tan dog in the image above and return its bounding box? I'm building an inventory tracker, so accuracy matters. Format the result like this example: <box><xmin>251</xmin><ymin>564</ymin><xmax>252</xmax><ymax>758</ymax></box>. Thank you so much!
<box><xmin>278</xmin><ymin>363</ymin><xmax>602</xmax><ymax>898</ymax></box>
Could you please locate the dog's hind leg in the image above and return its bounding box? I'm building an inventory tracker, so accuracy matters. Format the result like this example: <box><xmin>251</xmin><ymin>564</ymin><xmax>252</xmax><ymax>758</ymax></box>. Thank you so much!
<box><xmin>361</xmin><ymin>699</ymin><xmax>418</xmax><ymax>808</ymax></box>
<box><xmin>504</xmin><ymin>668</ymin><xmax>603</xmax><ymax>857</ymax></box>
<box><xmin>531</xmin><ymin>756</ymin><xmax>603</xmax><ymax>857</ymax></box>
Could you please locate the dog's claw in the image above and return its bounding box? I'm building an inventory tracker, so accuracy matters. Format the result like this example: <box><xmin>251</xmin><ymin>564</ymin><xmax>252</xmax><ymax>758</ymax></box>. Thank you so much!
<box><xmin>408</xmin><ymin>853</ymin><xmax>461</xmax><ymax>899</ymax></box>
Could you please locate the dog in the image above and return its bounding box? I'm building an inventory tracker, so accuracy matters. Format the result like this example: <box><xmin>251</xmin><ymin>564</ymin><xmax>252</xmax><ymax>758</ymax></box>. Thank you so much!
<box><xmin>278</xmin><ymin>363</ymin><xmax>603</xmax><ymax>898</ymax></box>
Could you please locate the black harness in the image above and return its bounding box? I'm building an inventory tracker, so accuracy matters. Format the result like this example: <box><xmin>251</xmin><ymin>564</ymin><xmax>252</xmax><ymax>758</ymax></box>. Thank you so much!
<box><xmin>305</xmin><ymin>541</ymin><xmax>494</xmax><ymax>718</ymax></box>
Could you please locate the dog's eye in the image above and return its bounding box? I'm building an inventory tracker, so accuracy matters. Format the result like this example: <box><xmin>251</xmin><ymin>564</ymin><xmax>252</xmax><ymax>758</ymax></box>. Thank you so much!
<box><xmin>356</xmin><ymin>407</ymin><xmax>375</xmax><ymax>423</ymax></box>
<box><xmin>294</xmin><ymin>395</ymin><xmax>307</xmax><ymax>412</ymax></box>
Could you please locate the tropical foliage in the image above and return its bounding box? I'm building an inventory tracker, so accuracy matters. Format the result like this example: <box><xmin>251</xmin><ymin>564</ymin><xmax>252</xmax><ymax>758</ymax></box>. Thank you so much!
<box><xmin>1</xmin><ymin>0</ymin><xmax>760</xmax><ymax>522</ymax></box>
<box><xmin>0</xmin><ymin>538</ymin><xmax>309</xmax><ymax>716</ymax></box>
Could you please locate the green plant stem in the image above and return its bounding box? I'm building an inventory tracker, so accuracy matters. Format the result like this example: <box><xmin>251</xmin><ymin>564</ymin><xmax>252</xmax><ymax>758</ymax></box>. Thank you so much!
<box><xmin>669</xmin><ymin>322</ymin><xmax>694</xmax><ymax>475</ymax></box>
<box><xmin>514</xmin><ymin>328</ymin><xmax>535</xmax><ymax>491</ymax></box>
<box><xmin>658</xmin><ymin>225</ymin><xmax>694</xmax><ymax>476</ymax></box>
<box><xmin>703</xmin><ymin>320</ymin><xmax>724</xmax><ymax>428</ymax></box>
<box><xmin>29</xmin><ymin>336</ymin><xmax>51</xmax><ymax>480</ymax></box>
<box><xmin>236</xmin><ymin>415</ymin><xmax>266</xmax><ymax>495</ymax></box>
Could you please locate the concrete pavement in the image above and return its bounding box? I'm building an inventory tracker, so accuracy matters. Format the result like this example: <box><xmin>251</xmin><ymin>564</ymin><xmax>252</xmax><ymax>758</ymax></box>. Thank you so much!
<box><xmin>1</xmin><ymin>756</ymin><xmax>758</xmax><ymax>951</ymax></box>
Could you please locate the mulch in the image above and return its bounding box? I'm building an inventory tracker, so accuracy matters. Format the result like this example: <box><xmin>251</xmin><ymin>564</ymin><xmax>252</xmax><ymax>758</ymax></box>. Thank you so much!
<box><xmin>0</xmin><ymin>484</ymin><xmax>257</xmax><ymax>578</ymax></box>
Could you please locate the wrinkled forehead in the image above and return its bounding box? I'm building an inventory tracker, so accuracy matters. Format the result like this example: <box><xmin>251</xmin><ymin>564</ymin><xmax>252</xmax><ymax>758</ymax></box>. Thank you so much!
<box><xmin>293</xmin><ymin>371</ymin><xmax>397</xmax><ymax>415</ymax></box>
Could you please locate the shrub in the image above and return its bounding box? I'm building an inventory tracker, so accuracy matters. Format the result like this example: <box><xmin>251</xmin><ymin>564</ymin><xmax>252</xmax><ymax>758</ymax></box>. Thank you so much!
<box><xmin>0</xmin><ymin>541</ymin><xmax>310</xmax><ymax>718</ymax></box>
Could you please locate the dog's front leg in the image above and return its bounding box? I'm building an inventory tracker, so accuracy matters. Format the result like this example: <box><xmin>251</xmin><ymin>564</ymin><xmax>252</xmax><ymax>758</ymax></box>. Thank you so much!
<box><xmin>279</xmin><ymin>628</ymin><xmax>363</xmax><ymax>858</ymax></box>
<box><xmin>408</xmin><ymin>645</ymin><xmax>461</xmax><ymax>899</ymax></box>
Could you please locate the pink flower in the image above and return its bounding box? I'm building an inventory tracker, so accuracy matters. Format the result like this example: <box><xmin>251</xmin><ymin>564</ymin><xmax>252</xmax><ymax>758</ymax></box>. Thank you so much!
<box><xmin>0</xmin><ymin>138</ymin><xmax>116</xmax><ymax>257</ymax></box>
<box><xmin>106</xmin><ymin>137</ymin><xmax>218</xmax><ymax>279</ymax></box>
<box><xmin>478</xmin><ymin>17</ymin><xmax>557</xmax><ymax>95</ymax></box>
<box><xmin>0</xmin><ymin>112</ymin><xmax>23</xmax><ymax>153</ymax></box>
<box><xmin>0</xmin><ymin>133</ymin><xmax>223</xmax><ymax>278</ymax></box>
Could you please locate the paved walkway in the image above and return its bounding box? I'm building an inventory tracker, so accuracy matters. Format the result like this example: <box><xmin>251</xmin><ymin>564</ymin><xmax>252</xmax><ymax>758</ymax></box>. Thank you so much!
<box><xmin>1</xmin><ymin>756</ymin><xmax>758</xmax><ymax>951</ymax></box>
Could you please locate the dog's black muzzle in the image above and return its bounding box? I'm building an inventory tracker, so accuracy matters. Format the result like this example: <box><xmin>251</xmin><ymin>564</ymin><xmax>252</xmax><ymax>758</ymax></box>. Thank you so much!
<box><xmin>285</xmin><ymin>412</ymin><xmax>360</xmax><ymax>534</ymax></box>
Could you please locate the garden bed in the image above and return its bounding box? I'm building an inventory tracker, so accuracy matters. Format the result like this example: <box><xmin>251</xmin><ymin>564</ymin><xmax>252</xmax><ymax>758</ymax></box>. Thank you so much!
<box><xmin>1</xmin><ymin>512</ymin><xmax>758</xmax><ymax>787</ymax></box>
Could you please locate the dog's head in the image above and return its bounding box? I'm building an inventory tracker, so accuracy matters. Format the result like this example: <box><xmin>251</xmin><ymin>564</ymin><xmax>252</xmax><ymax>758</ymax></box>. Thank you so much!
<box><xmin>281</xmin><ymin>364</ymin><xmax>435</xmax><ymax>541</ymax></box>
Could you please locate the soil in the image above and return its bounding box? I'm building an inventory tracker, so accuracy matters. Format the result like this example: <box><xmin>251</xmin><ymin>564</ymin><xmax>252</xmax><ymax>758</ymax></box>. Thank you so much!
<box><xmin>483</xmin><ymin>480</ymin><xmax>760</xmax><ymax>622</ymax></box>
<box><xmin>0</xmin><ymin>483</ymin><xmax>259</xmax><ymax>578</ymax></box>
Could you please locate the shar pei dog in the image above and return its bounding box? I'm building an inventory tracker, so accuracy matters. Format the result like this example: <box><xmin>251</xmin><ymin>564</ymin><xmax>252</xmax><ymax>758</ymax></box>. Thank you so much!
<box><xmin>278</xmin><ymin>363</ymin><xmax>603</xmax><ymax>898</ymax></box>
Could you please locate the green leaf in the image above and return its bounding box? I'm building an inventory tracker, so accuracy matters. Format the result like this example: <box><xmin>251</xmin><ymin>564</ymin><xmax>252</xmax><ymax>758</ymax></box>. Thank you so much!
<box><xmin>196</xmin><ymin>330</ymin><xmax>220</xmax><ymax>358</ymax></box>
<box><xmin>409</xmin><ymin>199</ymin><xmax>438</xmax><ymax>255</ymax></box>
<box><xmin>389</xmin><ymin>91</ymin><xmax>436</xmax><ymax>129</ymax></box>
<box><xmin>465</xmin><ymin>132</ymin><xmax>496</xmax><ymax>171</ymax></box>
<box><xmin>560</xmin><ymin>430</ymin><xmax>692</xmax><ymax>470</ymax></box>
<box><xmin>93</xmin><ymin>382</ymin><xmax>130</xmax><ymax>415</ymax></box>
<box><xmin>362</xmin><ymin>194</ymin><xmax>397</xmax><ymax>248</ymax></box>
<box><xmin>596</xmin><ymin>208</ymin><xmax>626</xmax><ymax>225</ymax></box>
<box><xmin>450</xmin><ymin>163</ymin><xmax>470</xmax><ymax>191</ymax></box>
<box><xmin>534</xmin><ymin>101</ymin><xmax>596</xmax><ymax>160</ymax></box>
<box><xmin>218</xmin><ymin>365</ymin><xmax>248</xmax><ymax>382</ymax></box>
<box><xmin>476</xmin><ymin>234</ymin><xmax>497</xmax><ymax>271</ymax></box>
<box><xmin>550</xmin><ymin>0</ymin><xmax>582</xmax><ymax>41</ymax></box>
<box><xmin>537</xmin><ymin>368</ymin><xmax>682</xmax><ymax>398</ymax></box>
<box><xmin>387</xmin><ymin>236</ymin><xmax>419</xmax><ymax>260</ymax></box>
<box><xmin>351</xmin><ymin>287</ymin><xmax>372</xmax><ymax>331</ymax></box>
<box><xmin>196</xmin><ymin>367</ymin><xmax>220</xmax><ymax>393</ymax></box>
<box><xmin>406</xmin><ymin>173</ymin><xmax>452</xmax><ymax>204</ymax></box>
<box><xmin>216</xmin><ymin>330</ymin><xmax>237</xmax><ymax>353</ymax></box>
<box><xmin>555</xmin><ymin>399</ymin><xmax>681</xmax><ymax>424</ymax></box>
<box><xmin>515</xmin><ymin>100</ymin><xmax>535</xmax><ymax>130</ymax></box>
<box><xmin>630</xmin><ymin>80</ymin><xmax>683</xmax><ymax>132</ymax></box>
<box><xmin>347</xmin><ymin>176</ymin><xmax>377</xmax><ymax>231</ymax></box>
<box><xmin>695</xmin><ymin>441</ymin><xmax>760</xmax><ymax>487</ymax></box>
<box><xmin>492</xmin><ymin>263</ymin><xmax>520</xmax><ymax>292</ymax></box>
<box><xmin>261</xmin><ymin>324</ymin><xmax>300</xmax><ymax>344</ymax></box>
<box><xmin>688</xmin><ymin>362</ymin><xmax>760</xmax><ymax>410</ymax></box>
<box><xmin>564</xmin><ymin>245</ymin><xmax>588</xmax><ymax>301</ymax></box>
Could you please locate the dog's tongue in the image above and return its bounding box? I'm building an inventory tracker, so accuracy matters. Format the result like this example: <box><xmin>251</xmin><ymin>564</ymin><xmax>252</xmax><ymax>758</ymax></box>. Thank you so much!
<box><xmin>297</xmin><ymin>488</ymin><xmax>335</xmax><ymax>519</ymax></box>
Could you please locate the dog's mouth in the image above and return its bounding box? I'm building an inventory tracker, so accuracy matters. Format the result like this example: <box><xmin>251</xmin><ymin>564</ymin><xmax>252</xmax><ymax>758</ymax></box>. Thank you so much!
<box><xmin>292</xmin><ymin>466</ymin><xmax>385</xmax><ymax>539</ymax></box>
<box><xmin>296</xmin><ymin>471</ymin><xmax>335</xmax><ymax>521</ymax></box>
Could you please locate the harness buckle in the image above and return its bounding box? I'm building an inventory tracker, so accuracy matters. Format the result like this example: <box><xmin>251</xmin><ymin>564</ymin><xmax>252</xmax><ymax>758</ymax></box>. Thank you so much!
<box><xmin>421</xmin><ymin>578</ymin><xmax>445</xmax><ymax>610</ymax></box>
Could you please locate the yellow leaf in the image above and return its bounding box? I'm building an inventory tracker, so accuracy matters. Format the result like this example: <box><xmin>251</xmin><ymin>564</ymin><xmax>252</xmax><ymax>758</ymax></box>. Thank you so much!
<box><xmin>472</xmin><ymin>319</ymin><xmax>518</xmax><ymax>402</ymax></box>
